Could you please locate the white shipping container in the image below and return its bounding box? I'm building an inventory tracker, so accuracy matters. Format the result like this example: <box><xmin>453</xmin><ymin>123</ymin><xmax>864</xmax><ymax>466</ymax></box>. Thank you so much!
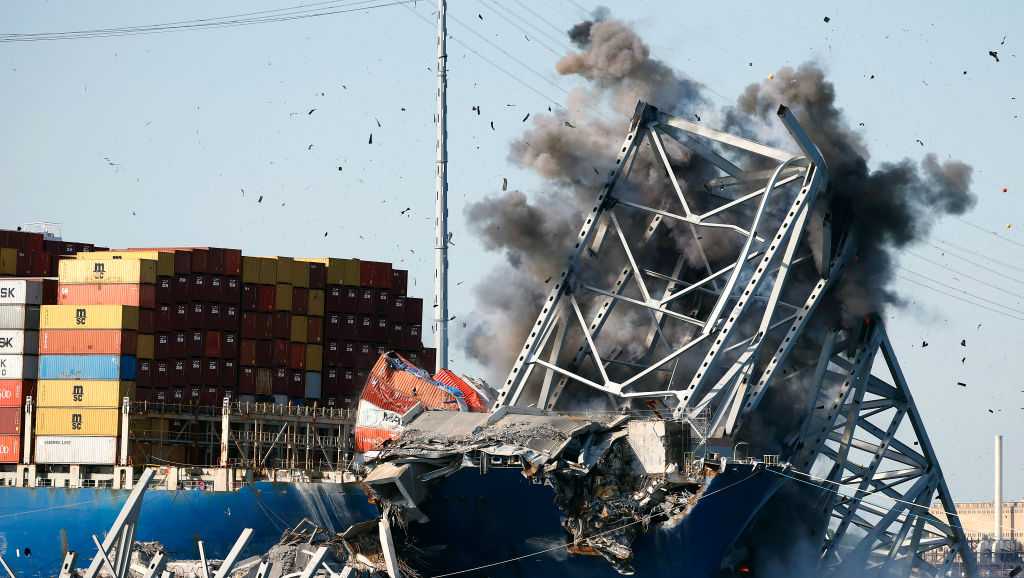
<box><xmin>0</xmin><ymin>280</ymin><xmax>45</xmax><ymax>305</ymax></box>
<box><xmin>34</xmin><ymin>435</ymin><xmax>117</xmax><ymax>465</ymax></box>
<box><xmin>0</xmin><ymin>355</ymin><xmax>38</xmax><ymax>379</ymax></box>
<box><xmin>0</xmin><ymin>305</ymin><xmax>41</xmax><ymax>330</ymax></box>
<box><xmin>0</xmin><ymin>330</ymin><xmax>39</xmax><ymax>355</ymax></box>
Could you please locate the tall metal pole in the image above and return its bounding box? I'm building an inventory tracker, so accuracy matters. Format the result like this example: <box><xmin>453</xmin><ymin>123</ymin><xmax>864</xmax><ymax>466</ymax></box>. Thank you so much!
<box><xmin>433</xmin><ymin>0</ymin><xmax>449</xmax><ymax>373</ymax></box>
<box><xmin>994</xmin><ymin>434</ymin><xmax>1003</xmax><ymax>544</ymax></box>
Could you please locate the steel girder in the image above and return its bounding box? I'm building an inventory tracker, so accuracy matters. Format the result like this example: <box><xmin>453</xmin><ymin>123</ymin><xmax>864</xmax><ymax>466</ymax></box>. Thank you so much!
<box><xmin>788</xmin><ymin>322</ymin><xmax>976</xmax><ymax>578</ymax></box>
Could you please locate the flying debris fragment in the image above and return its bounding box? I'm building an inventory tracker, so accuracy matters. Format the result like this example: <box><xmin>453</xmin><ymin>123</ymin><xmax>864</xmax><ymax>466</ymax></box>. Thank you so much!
<box><xmin>957</xmin><ymin>381</ymin><xmax>968</xmax><ymax>387</ymax></box>
<box><xmin>989</xmin><ymin>50</ymin><xmax>1000</xmax><ymax>62</ymax></box>
<box><xmin>823</xmin><ymin>16</ymin><xmax>831</xmax><ymax>22</ymax></box>
<box><xmin>308</xmin><ymin>108</ymin><xmax>316</xmax><ymax>115</ymax></box>
<box><xmin>564</xmin><ymin>120</ymin><xmax>576</xmax><ymax>128</ymax></box>
<box><xmin>257</xmin><ymin>195</ymin><xmax>263</xmax><ymax>203</ymax></box>
<box><xmin>368</xmin><ymin>133</ymin><xmax>373</xmax><ymax>144</ymax></box>
<box><xmin>376</xmin><ymin>118</ymin><xmax>382</xmax><ymax>127</ymax></box>
<box><xmin>961</xmin><ymin>339</ymin><xmax>967</xmax><ymax>346</ymax></box>
<box><xmin>922</xmin><ymin>340</ymin><xmax>929</xmax><ymax>347</ymax></box>
<box><xmin>1011</xmin><ymin>565</ymin><xmax>1023</xmax><ymax>578</ymax></box>
<box><xmin>502</xmin><ymin>177</ymin><xmax>508</xmax><ymax>191</ymax></box>
<box><xmin>915</xmin><ymin>138</ymin><xmax>925</xmax><ymax>146</ymax></box>
<box><xmin>490</xmin><ymin>121</ymin><xmax>495</xmax><ymax>130</ymax></box>
<box><xmin>522</xmin><ymin>113</ymin><xmax>530</xmax><ymax>122</ymax></box>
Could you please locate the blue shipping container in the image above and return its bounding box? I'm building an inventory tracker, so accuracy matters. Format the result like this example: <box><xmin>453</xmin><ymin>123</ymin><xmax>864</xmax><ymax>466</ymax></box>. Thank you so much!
<box><xmin>39</xmin><ymin>355</ymin><xmax>137</xmax><ymax>380</ymax></box>
<box><xmin>304</xmin><ymin>371</ymin><xmax>321</xmax><ymax>399</ymax></box>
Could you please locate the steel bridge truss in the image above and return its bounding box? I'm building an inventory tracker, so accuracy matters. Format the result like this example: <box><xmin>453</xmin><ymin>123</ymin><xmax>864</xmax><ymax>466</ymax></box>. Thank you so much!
<box><xmin>491</xmin><ymin>100</ymin><xmax>975</xmax><ymax>577</ymax></box>
<box><xmin>789</xmin><ymin>322</ymin><xmax>976</xmax><ymax>578</ymax></box>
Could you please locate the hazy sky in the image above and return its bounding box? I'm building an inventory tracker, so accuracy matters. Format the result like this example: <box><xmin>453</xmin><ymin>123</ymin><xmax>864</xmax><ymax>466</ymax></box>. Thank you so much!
<box><xmin>2</xmin><ymin>0</ymin><xmax>1022</xmax><ymax>502</ymax></box>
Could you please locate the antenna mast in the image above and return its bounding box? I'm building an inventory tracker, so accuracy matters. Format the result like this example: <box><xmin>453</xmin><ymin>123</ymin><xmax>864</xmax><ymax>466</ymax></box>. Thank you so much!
<box><xmin>433</xmin><ymin>0</ymin><xmax>449</xmax><ymax>372</ymax></box>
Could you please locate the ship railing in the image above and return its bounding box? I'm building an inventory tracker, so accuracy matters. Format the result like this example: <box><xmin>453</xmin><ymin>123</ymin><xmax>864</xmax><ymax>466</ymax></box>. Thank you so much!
<box><xmin>130</xmin><ymin>400</ymin><xmax>357</xmax><ymax>421</ymax></box>
<box><xmin>762</xmin><ymin>454</ymin><xmax>780</xmax><ymax>466</ymax></box>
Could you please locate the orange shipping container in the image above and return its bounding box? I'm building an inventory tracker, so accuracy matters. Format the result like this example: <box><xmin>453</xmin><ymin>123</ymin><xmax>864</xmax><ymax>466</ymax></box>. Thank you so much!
<box><xmin>0</xmin><ymin>407</ymin><xmax>22</xmax><ymax>434</ymax></box>
<box><xmin>39</xmin><ymin>329</ymin><xmax>138</xmax><ymax>355</ymax></box>
<box><xmin>0</xmin><ymin>380</ymin><xmax>31</xmax><ymax>408</ymax></box>
<box><xmin>58</xmin><ymin>283</ymin><xmax>156</xmax><ymax>308</ymax></box>
<box><xmin>0</xmin><ymin>435</ymin><xmax>20</xmax><ymax>463</ymax></box>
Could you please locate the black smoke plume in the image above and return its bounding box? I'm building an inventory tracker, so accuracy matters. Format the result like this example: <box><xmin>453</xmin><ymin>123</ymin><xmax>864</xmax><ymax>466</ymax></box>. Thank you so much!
<box><xmin>463</xmin><ymin>12</ymin><xmax>974</xmax><ymax>381</ymax></box>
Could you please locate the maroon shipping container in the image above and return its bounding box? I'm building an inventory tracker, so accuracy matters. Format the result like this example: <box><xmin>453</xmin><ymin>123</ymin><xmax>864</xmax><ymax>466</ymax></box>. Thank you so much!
<box><xmin>187</xmin><ymin>331</ymin><xmax>205</xmax><ymax>357</ymax></box>
<box><xmin>205</xmin><ymin>331</ymin><xmax>222</xmax><ymax>358</ymax></box>
<box><xmin>422</xmin><ymin>347</ymin><xmax>436</xmax><ymax>372</ymax></box>
<box><xmin>325</xmin><ymin>286</ymin><xmax>358</xmax><ymax>312</ymax></box>
<box><xmin>223</xmin><ymin>359</ymin><xmax>237</xmax><ymax>388</ymax></box>
<box><xmin>133</xmin><ymin>359</ymin><xmax>152</xmax><ymax>387</ymax></box>
<box><xmin>256</xmin><ymin>285</ymin><xmax>275</xmax><ymax>312</ymax></box>
<box><xmin>272</xmin><ymin>312</ymin><xmax>290</xmax><ymax>340</ymax></box>
<box><xmin>323</xmin><ymin>367</ymin><xmax>340</xmax><ymax>391</ymax></box>
<box><xmin>390</xmin><ymin>297</ymin><xmax>407</xmax><ymax>322</ymax></box>
<box><xmin>203</xmin><ymin>359</ymin><xmax>221</xmax><ymax>385</ymax></box>
<box><xmin>205</xmin><ymin>248</ymin><xmax>225</xmax><ymax>275</ymax></box>
<box><xmin>199</xmin><ymin>386</ymin><xmax>221</xmax><ymax>406</ymax></box>
<box><xmin>369</xmin><ymin>316</ymin><xmax>389</xmax><ymax>342</ymax></box>
<box><xmin>241</xmin><ymin>284</ymin><xmax>259</xmax><ymax>311</ymax></box>
<box><xmin>358</xmin><ymin>260</ymin><xmax>393</xmax><ymax>289</ymax></box>
<box><xmin>138</xmin><ymin>309</ymin><xmax>155</xmax><ymax>334</ymax></box>
<box><xmin>372</xmin><ymin>289</ymin><xmax>391</xmax><ymax>315</ymax></box>
<box><xmin>288</xmin><ymin>343</ymin><xmax>306</xmax><ymax>370</ymax></box>
<box><xmin>191</xmin><ymin>275</ymin><xmax>208</xmax><ymax>302</ymax></box>
<box><xmin>340</xmin><ymin>341</ymin><xmax>358</xmax><ymax>367</ymax></box>
<box><xmin>206</xmin><ymin>304</ymin><xmax>223</xmax><ymax>331</ymax></box>
<box><xmin>241</xmin><ymin>312</ymin><xmax>272</xmax><ymax>339</ymax></box>
<box><xmin>222</xmin><ymin>332</ymin><xmax>239</xmax><ymax>359</ymax></box>
<box><xmin>0</xmin><ymin>408</ymin><xmax>22</xmax><ymax>435</ymax></box>
<box><xmin>156</xmin><ymin>277</ymin><xmax>174</xmax><ymax>304</ymax></box>
<box><xmin>308</xmin><ymin>262</ymin><xmax>326</xmax><ymax>290</ymax></box>
<box><xmin>408</xmin><ymin>324</ymin><xmax>422</xmax><ymax>349</ymax></box>
<box><xmin>405</xmin><ymin>297</ymin><xmax>423</xmax><ymax>324</ymax></box>
<box><xmin>187</xmin><ymin>249</ymin><xmax>209</xmax><ymax>274</ymax></box>
<box><xmin>224</xmin><ymin>277</ymin><xmax>241</xmax><ymax>305</ymax></box>
<box><xmin>170</xmin><ymin>360</ymin><xmax>186</xmax><ymax>387</ymax></box>
<box><xmin>208</xmin><ymin>276</ymin><xmax>225</xmax><ymax>303</ymax></box>
<box><xmin>238</xmin><ymin>366</ymin><xmax>256</xmax><ymax>394</ymax></box>
<box><xmin>223</xmin><ymin>249</ymin><xmax>242</xmax><ymax>276</ymax></box>
<box><xmin>357</xmin><ymin>288</ymin><xmax>374</xmax><ymax>314</ymax></box>
<box><xmin>171</xmin><ymin>332</ymin><xmax>187</xmax><ymax>358</ymax></box>
<box><xmin>356</xmin><ymin>342</ymin><xmax>375</xmax><ymax>368</ymax></box>
<box><xmin>224</xmin><ymin>305</ymin><xmax>239</xmax><ymax>331</ymax></box>
<box><xmin>182</xmin><ymin>359</ymin><xmax>198</xmax><ymax>383</ymax></box>
<box><xmin>389</xmin><ymin>322</ymin><xmax>405</xmax><ymax>347</ymax></box>
<box><xmin>156</xmin><ymin>333</ymin><xmax>172</xmax><ymax>359</ymax></box>
<box><xmin>292</xmin><ymin>287</ymin><xmax>309</xmax><ymax>315</ymax></box>
<box><xmin>174</xmin><ymin>275</ymin><xmax>190</xmax><ymax>302</ymax></box>
<box><xmin>306</xmin><ymin>316</ymin><xmax>323</xmax><ymax>345</ymax></box>
<box><xmin>324</xmin><ymin>340</ymin><xmax>341</xmax><ymax>366</ymax></box>
<box><xmin>391</xmin><ymin>269</ymin><xmax>408</xmax><ymax>296</ymax></box>
<box><xmin>239</xmin><ymin>340</ymin><xmax>257</xmax><ymax>366</ymax></box>
<box><xmin>272</xmin><ymin>368</ymin><xmax>289</xmax><ymax>394</ymax></box>
<box><xmin>272</xmin><ymin>339</ymin><xmax>289</xmax><ymax>367</ymax></box>
<box><xmin>288</xmin><ymin>370</ymin><xmax>304</xmax><ymax>398</ymax></box>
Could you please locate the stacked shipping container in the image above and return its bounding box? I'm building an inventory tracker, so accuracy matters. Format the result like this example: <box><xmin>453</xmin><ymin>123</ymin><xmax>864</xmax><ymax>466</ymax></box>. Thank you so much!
<box><xmin>36</xmin><ymin>259</ymin><xmax>151</xmax><ymax>464</ymax></box>
<box><xmin>0</xmin><ymin>229</ymin><xmax>100</xmax><ymax>277</ymax></box>
<box><xmin>239</xmin><ymin>256</ymin><xmax>276</xmax><ymax>400</ymax></box>
<box><xmin>0</xmin><ymin>279</ymin><xmax>54</xmax><ymax>463</ymax></box>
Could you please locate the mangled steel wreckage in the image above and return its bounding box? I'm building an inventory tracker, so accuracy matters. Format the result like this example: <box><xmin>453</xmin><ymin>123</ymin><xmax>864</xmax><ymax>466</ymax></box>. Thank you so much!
<box><xmin>346</xmin><ymin>102</ymin><xmax>977</xmax><ymax>578</ymax></box>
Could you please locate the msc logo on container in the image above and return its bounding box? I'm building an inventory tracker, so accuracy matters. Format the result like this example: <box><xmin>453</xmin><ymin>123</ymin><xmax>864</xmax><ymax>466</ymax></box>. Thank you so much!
<box><xmin>92</xmin><ymin>262</ymin><xmax>105</xmax><ymax>277</ymax></box>
<box><xmin>73</xmin><ymin>385</ymin><xmax>84</xmax><ymax>402</ymax></box>
<box><xmin>75</xmin><ymin>308</ymin><xmax>88</xmax><ymax>325</ymax></box>
<box><xmin>71</xmin><ymin>413</ymin><xmax>83</xmax><ymax>430</ymax></box>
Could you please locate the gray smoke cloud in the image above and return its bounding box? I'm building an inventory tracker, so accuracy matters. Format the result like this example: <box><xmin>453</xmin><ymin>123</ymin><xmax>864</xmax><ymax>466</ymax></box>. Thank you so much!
<box><xmin>463</xmin><ymin>14</ymin><xmax>975</xmax><ymax>380</ymax></box>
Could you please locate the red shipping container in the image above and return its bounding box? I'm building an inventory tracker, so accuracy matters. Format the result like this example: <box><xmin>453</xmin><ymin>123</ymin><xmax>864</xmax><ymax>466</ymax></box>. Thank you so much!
<box><xmin>390</xmin><ymin>297</ymin><xmax>407</xmax><ymax>322</ymax></box>
<box><xmin>203</xmin><ymin>359</ymin><xmax>221</xmax><ymax>384</ymax></box>
<box><xmin>240</xmin><ymin>340</ymin><xmax>258</xmax><ymax>365</ymax></box>
<box><xmin>241</xmin><ymin>284</ymin><xmax>259</xmax><ymax>311</ymax></box>
<box><xmin>165</xmin><ymin>360</ymin><xmax>181</xmax><ymax>385</ymax></box>
<box><xmin>392</xmin><ymin>269</ymin><xmax>408</xmax><ymax>296</ymax></box>
<box><xmin>389</xmin><ymin>322</ymin><xmax>406</xmax><ymax>347</ymax></box>
<box><xmin>199</xmin><ymin>386</ymin><xmax>220</xmax><ymax>406</ymax></box>
<box><xmin>306</xmin><ymin>316</ymin><xmax>323</xmax><ymax>345</ymax></box>
<box><xmin>157</xmin><ymin>304</ymin><xmax>172</xmax><ymax>330</ymax></box>
<box><xmin>272</xmin><ymin>311</ymin><xmax>291</xmax><ymax>339</ymax></box>
<box><xmin>191</xmin><ymin>275</ymin><xmax>208</xmax><ymax>302</ymax></box>
<box><xmin>58</xmin><ymin>283</ymin><xmax>156</xmax><ymax>308</ymax></box>
<box><xmin>187</xmin><ymin>249</ymin><xmax>209</xmax><ymax>274</ymax></box>
<box><xmin>272</xmin><ymin>368</ymin><xmax>289</xmax><ymax>394</ymax></box>
<box><xmin>308</xmin><ymin>262</ymin><xmax>326</xmax><ymax>290</ymax></box>
<box><xmin>40</xmin><ymin>329</ymin><xmax>138</xmax><ymax>355</ymax></box>
<box><xmin>171</xmin><ymin>332</ymin><xmax>187</xmax><ymax>358</ymax></box>
<box><xmin>422</xmin><ymin>347</ymin><xmax>436</xmax><ymax>372</ymax></box>
<box><xmin>0</xmin><ymin>407</ymin><xmax>22</xmax><ymax>434</ymax></box>
<box><xmin>205</xmin><ymin>330</ymin><xmax>222</xmax><ymax>358</ymax></box>
<box><xmin>340</xmin><ymin>341</ymin><xmax>358</xmax><ymax>367</ymax></box>
<box><xmin>272</xmin><ymin>339</ymin><xmax>289</xmax><ymax>367</ymax></box>
<box><xmin>154</xmin><ymin>360</ymin><xmax>171</xmax><ymax>387</ymax></box>
<box><xmin>156</xmin><ymin>333</ymin><xmax>172</xmax><ymax>358</ymax></box>
<box><xmin>372</xmin><ymin>316</ymin><xmax>390</xmax><ymax>342</ymax></box>
<box><xmin>156</xmin><ymin>277</ymin><xmax>174</xmax><ymax>304</ymax></box>
<box><xmin>256</xmin><ymin>285</ymin><xmax>275</xmax><ymax>312</ymax></box>
<box><xmin>206</xmin><ymin>248</ymin><xmax>225</xmax><ymax>275</ymax></box>
<box><xmin>356</xmin><ymin>342</ymin><xmax>376</xmax><ymax>368</ymax></box>
<box><xmin>187</xmin><ymin>331</ymin><xmax>205</xmax><ymax>357</ymax></box>
<box><xmin>325</xmin><ymin>286</ymin><xmax>358</xmax><ymax>312</ymax></box>
<box><xmin>324</xmin><ymin>340</ymin><xmax>341</xmax><ymax>366</ymax></box>
<box><xmin>224</xmin><ymin>277</ymin><xmax>241</xmax><ymax>304</ymax></box>
<box><xmin>324</xmin><ymin>367</ymin><xmax>340</xmax><ymax>390</ymax></box>
<box><xmin>0</xmin><ymin>434</ymin><xmax>20</xmax><ymax>463</ymax></box>
<box><xmin>355</xmin><ymin>315</ymin><xmax>374</xmax><ymax>341</ymax></box>
<box><xmin>359</xmin><ymin>260</ymin><xmax>393</xmax><ymax>289</ymax></box>
<box><xmin>208</xmin><ymin>276</ymin><xmax>226</xmax><ymax>303</ymax></box>
<box><xmin>241</xmin><ymin>312</ymin><xmax>272</xmax><ymax>339</ymax></box>
<box><xmin>288</xmin><ymin>343</ymin><xmax>306</xmax><ymax>370</ymax></box>
<box><xmin>357</xmin><ymin>288</ymin><xmax>374</xmax><ymax>314</ymax></box>
<box><xmin>238</xmin><ymin>366</ymin><xmax>257</xmax><ymax>394</ymax></box>
<box><xmin>373</xmin><ymin>289</ymin><xmax>391</xmax><ymax>315</ymax></box>
<box><xmin>292</xmin><ymin>287</ymin><xmax>309</xmax><ymax>315</ymax></box>
<box><xmin>139</xmin><ymin>309</ymin><xmax>155</xmax><ymax>334</ymax></box>
<box><xmin>342</xmin><ymin>367</ymin><xmax>359</xmax><ymax>394</ymax></box>
<box><xmin>222</xmin><ymin>332</ymin><xmax>239</xmax><ymax>359</ymax></box>
<box><xmin>223</xmin><ymin>249</ymin><xmax>242</xmax><ymax>276</ymax></box>
<box><xmin>324</xmin><ymin>313</ymin><xmax>342</xmax><ymax>339</ymax></box>
<box><xmin>138</xmin><ymin>360</ymin><xmax>154</xmax><ymax>387</ymax></box>
<box><xmin>406</xmin><ymin>298</ymin><xmax>423</xmax><ymax>324</ymax></box>
<box><xmin>186</xmin><ymin>358</ymin><xmax>202</xmax><ymax>383</ymax></box>
<box><xmin>288</xmin><ymin>370</ymin><xmax>304</xmax><ymax>397</ymax></box>
<box><xmin>0</xmin><ymin>380</ymin><xmax>33</xmax><ymax>408</ymax></box>
<box><xmin>174</xmin><ymin>275</ymin><xmax>190</xmax><ymax>302</ymax></box>
<box><xmin>30</xmin><ymin>251</ymin><xmax>50</xmax><ymax>276</ymax></box>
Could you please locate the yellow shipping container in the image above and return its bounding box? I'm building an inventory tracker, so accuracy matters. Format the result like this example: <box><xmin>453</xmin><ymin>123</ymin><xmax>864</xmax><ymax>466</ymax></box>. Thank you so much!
<box><xmin>75</xmin><ymin>251</ymin><xmax>173</xmax><ymax>277</ymax></box>
<box><xmin>290</xmin><ymin>261</ymin><xmax>310</xmax><ymax>288</ymax></box>
<box><xmin>35</xmin><ymin>407</ymin><xmax>120</xmax><ymax>436</ymax></box>
<box><xmin>242</xmin><ymin>256</ymin><xmax>266</xmax><ymax>284</ymax></box>
<box><xmin>275</xmin><ymin>284</ymin><xmax>293</xmax><ymax>311</ymax></box>
<box><xmin>36</xmin><ymin>380</ymin><xmax>134</xmax><ymax>408</ymax></box>
<box><xmin>0</xmin><ymin>248</ymin><xmax>16</xmax><ymax>275</ymax></box>
<box><xmin>136</xmin><ymin>334</ymin><xmax>155</xmax><ymax>359</ymax></box>
<box><xmin>290</xmin><ymin>315</ymin><xmax>308</xmax><ymax>343</ymax></box>
<box><xmin>305</xmin><ymin>344</ymin><xmax>323</xmax><ymax>372</ymax></box>
<box><xmin>59</xmin><ymin>259</ymin><xmax>157</xmax><ymax>285</ymax></box>
<box><xmin>259</xmin><ymin>258</ymin><xmax>278</xmax><ymax>285</ymax></box>
<box><xmin>41</xmin><ymin>305</ymin><xmax>139</xmax><ymax>330</ymax></box>
<box><xmin>301</xmin><ymin>258</ymin><xmax>359</xmax><ymax>285</ymax></box>
<box><xmin>307</xmin><ymin>289</ymin><xmax>325</xmax><ymax>317</ymax></box>
<box><xmin>271</xmin><ymin>257</ymin><xmax>293</xmax><ymax>286</ymax></box>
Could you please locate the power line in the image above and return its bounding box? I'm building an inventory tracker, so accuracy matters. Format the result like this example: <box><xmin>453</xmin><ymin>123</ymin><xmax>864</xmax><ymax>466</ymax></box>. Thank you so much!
<box><xmin>904</xmin><ymin>250</ymin><xmax>1024</xmax><ymax>300</ymax></box>
<box><xmin>930</xmin><ymin>238</ymin><xmax>1024</xmax><ymax>276</ymax></box>
<box><xmin>510</xmin><ymin>0</ymin><xmax>575</xmax><ymax>42</ymax></box>
<box><xmin>478</xmin><ymin>0</ymin><xmax>564</xmax><ymax>57</ymax></box>
<box><xmin>0</xmin><ymin>0</ymin><xmax>417</xmax><ymax>42</ymax></box>
<box><xmin>489</xmin><ymin>0</ymin><xmax>574</xmax><ymax>54</ymax></box>
<box><xmin>895</xmin><ymin>273</ymin><xmax>1024</xmax><ymax>322</ymax></box>
<box><xmin>955</xmin><ymin>218</ymin><xmax>1024</xmax><ymax>251</ymax></box>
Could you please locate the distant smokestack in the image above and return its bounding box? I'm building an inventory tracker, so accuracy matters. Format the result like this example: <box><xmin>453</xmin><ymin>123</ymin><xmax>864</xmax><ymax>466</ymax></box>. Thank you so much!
<box><xmin>995</xmin><ymin>434</ymin><xmax>1003</xmax><ymax>543</ymax></box>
